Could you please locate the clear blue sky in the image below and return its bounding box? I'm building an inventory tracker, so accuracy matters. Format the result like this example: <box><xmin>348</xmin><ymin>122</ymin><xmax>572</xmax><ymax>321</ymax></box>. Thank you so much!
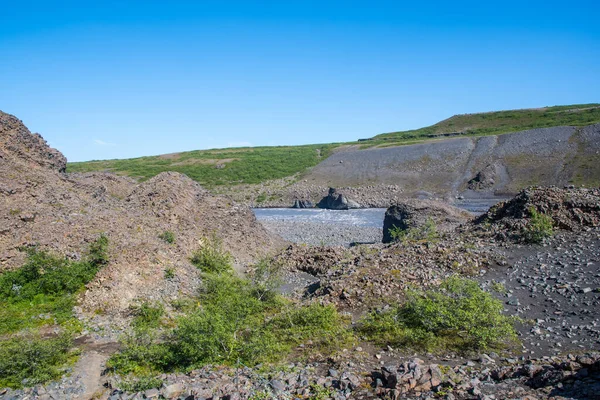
<box><xmin>1</xmin><ymin>1</ymin><xmax>598</xmax><ymax>162</ymax></box>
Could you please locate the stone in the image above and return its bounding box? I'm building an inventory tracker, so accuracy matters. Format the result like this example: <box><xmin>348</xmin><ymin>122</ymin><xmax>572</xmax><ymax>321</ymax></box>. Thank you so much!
<box><xmin>144</xmin><ymin>388</ymin><xmax>160</xmax><ymax>399</ymax></box>
<box><xmin>317</xmin><ymin>188</ymin><xmax>361</xmax><ymax>210</ymax></box>
<box><xmin>162</xmin><ymin>383</ymin><xmax>185</xmax><ymax>399</ymax></box>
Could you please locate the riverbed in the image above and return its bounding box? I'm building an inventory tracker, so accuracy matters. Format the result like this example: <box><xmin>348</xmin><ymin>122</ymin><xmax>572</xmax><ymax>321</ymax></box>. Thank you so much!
<box><xmin>253</xmin><ymin>198</ymin><xmax>505</xmax><ymax>246</ymax></box>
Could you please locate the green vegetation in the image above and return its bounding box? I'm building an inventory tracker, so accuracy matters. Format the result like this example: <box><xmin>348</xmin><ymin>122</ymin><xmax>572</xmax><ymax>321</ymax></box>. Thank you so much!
<box><xmin>490</xmin><ymin>281</ymin><xmax>507</xmax><ymax>294</ymax></box>
<box><xmin>0</xmin><ymin>334</ymin><xmax>74</xmax><ymax>388</ymax></box>
<box><xmin>371</xmin><ymin>104</ymin><xmax>600</xmax><ymax>145</ymax></box>
<box><xmin>358</xmin><ymin>277</ymin><xmax>517</xmax><ymax>353</ymax></box>
<box><xmin>108</xmin><ymin>237</ymin><xmax>353</xmax><ymax>380</ymax></box>
<box><xmin>164</xmin><ymin>267</ymin><xmax>176</xmax><ymax>280</ymax></box>
<box><xmin>388</xmin><ymin>218</ymin><xmax>439</xmax><ymax>243</ymax></box>
<box><xmin>158</xmin><ymin>230</ymin><xmax>175</xmax><ymax>244</ymax></box>
<box><xmin>131</xmin><ymin>302</ymin><xmax>164</xmax><ymax>332</ymax></box>
<box><xmin>0</xmin><ymin>236</ymin><xmax>109</xmax><ymax>388</ymax></box>
<box><xmin>67</xmin><ymin>104</ymin><xmax>600</xmax><ymax>187</ymax></box>
<box><xmin>68</xmin><ymin>144</ymin><xmax>336</xmax><ymax>188</ymax></box>
<box><xmin>524</xmin><ymin>207</ymin><xmax>554</xmax><ymax>243</ymax></box>
<box><xmin>190</xmin><ymin>234</ymin><xmax>233</xmax><ymax>274</ymax></box>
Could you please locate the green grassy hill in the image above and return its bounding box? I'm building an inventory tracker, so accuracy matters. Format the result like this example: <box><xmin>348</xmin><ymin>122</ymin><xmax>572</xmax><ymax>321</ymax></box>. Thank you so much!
<box><xmin>67</xmin><ymin>104</ymin><xmax>600</xmax><ymax>187</ymax></box>
<box><xmin>68</xmin><ymin>144</ymin><xmax>337</xmax><ymax>188</ymax></box>
<box><xmin>368</xmin><ymin>103</ymin><xmax>600</xmax><ymax>145</ymax></box>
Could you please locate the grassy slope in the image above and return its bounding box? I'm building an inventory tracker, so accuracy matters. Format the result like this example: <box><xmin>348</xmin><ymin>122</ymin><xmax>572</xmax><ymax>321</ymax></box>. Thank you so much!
<box><xmin>68</xmin><ymin>104</ymin><xmax>600</xmax><ymax>187</ymax></box>
<box><xmin>369</xmin><ymin>103</ymin><xmax>600</xmax><ymax>144</ymax></box>
<box><xmin>69</xmin><ymin>144</ymin><xmax>337</xmax><ymax>188</ymax></box>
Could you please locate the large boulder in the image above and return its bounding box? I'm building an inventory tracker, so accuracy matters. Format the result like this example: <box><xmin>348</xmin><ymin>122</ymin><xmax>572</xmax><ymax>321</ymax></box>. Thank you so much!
<box><xmin>317</xmin><ymin>188</ymin><xmax>361</xmax><ymax>210</ymax></box>
<box><xmin>383</xmin><ymin>200</ymin><xmax>472</xmax><ymax>243</ymax></box>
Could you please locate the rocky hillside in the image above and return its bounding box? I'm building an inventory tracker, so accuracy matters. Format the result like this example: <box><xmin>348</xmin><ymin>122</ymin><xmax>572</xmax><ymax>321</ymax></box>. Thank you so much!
<box><xmin>302</xmin><ymin>124</ymin><xmax>600</xmax><ymax>199</ymax></box>
<box><xmin>0</xmin><ymin>111</ymin><xmax>283</xmax><ymax>320</ymax></box>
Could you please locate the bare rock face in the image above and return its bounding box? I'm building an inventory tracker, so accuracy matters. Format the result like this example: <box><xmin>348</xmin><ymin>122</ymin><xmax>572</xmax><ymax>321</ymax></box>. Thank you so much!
<box><xmin>0</xmin><ymin>111</ymin><xmax>67</xmax><ymax>172</ymax></box>
<box><xmin>382</xmin><ymin>200</ymin><xmax>472</xmax><ymax>243</ymax></box>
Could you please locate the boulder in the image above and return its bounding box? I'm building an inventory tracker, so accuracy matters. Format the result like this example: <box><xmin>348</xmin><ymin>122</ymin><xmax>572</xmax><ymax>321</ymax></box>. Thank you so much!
<box><xmin>383</xmin><ymin>200</ymin><xmax>472</xmax><ymax>243</ymax></box>
<box><xmin>292</xmin><ymin>199</ymin><xmax>313</xmax><ymax>208</ymax></box>
<box><xmin>317</xmin><ymin>188</ymin><xmax>361</xmax><ymax>210</ymax></box>
<box><xmin>467</xmin><ymin>163</ymin><xmax>498</xmax><ymax>191</ymax></box>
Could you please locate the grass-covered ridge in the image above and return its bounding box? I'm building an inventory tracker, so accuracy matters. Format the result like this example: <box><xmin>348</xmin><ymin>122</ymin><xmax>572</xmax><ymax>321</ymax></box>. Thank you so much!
<box><xmin>67</xmin><ymin>104</ymin><xmax>600</xmax><ymax>187</ymax></box>
<box><xmin>68</xmin><ymin>144</ymin><xmax>337</xmax><ymax>188</ymax></box>
<box><xmin>370</xmin><ymin>103</ymin><xmax>600</xmax><ymax>144</ymax></box>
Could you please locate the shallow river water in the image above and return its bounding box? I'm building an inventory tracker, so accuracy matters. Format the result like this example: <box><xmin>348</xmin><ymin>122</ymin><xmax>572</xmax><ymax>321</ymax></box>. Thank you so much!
<box><xmin>253</xmin><ymin>198</ymin><xmax>505</xmax><ymax>226</ymax></box>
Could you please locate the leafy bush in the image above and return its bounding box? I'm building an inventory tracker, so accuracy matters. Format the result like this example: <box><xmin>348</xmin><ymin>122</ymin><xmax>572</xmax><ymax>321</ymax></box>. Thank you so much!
<box><xmin>0</xmin><ymin>235</ymin><xmax>109</xmax><ymax>302</ymax></box>
<box><xmin>158</xmin><ymin>231</ymin><xmax>175</xmax><ymax>244</ymax></box>
<box><xmin>117</xmin><ymin>373</ymin><xmax>163</xmax><ymax>392</ymax></box>
<box><xmin>388</xmin><ymin>218</ymin><xmax>439</xmax><ymax>243</ymax></box>
<box><xmin>524</xmin><ymin>207</ymin><xmax>553</xmax><ymax>243</ymax></box>
<box><xmin>131</xmin><ymin>302</ymin><xmax>164</xmax><ymax>331</ymax></box>
<box><xmin>0</xmin><ymin>334</ymin><xmax>73</xmax><ymax>388</ymax></box>
<box><xmin>358</xmin><ymin>277</ymin><xmax>517</xmax><ymax>353</ymax></box>
<box><xmin>249</xmin><ymin>258</ymin><xmax>282</xmax><ymax>302</ymax></box>
<box><xmin>0</xmin><ymin>236</ymin><xmax>109</xmax><ymax>388</ymax></box>
<box><xmin>190</xmin><ymin>235</ymin><xmax>233</xmax><ymax>274</ymax></box>
<box><xmin>109</xmin><ymin>260</ymin><xmax>353</xmax><ymax>374</ymax></box>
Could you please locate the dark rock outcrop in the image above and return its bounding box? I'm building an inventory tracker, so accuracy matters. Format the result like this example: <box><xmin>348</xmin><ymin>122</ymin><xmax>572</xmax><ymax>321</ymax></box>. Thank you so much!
<box><xmin>291</xmin><ymin>199</ymin><xmax>313</xmax><ymax>208</ymax></box>
<box><xmin>383</xmin><ymin>200</ymin><xmax>472</xmax><ymax>243</ymax></box>
<box><xmin>317</xmin><ymin>188</ymin><xmax>360</xmax><ymax>210</ymax></box>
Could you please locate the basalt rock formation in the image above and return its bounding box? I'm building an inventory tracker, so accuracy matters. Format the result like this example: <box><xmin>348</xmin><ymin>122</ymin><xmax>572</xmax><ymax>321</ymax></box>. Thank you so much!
<box><xmin>317</xmin><ymin>187</ymin><xmax>361</xmax><ymax>210</ymax></box>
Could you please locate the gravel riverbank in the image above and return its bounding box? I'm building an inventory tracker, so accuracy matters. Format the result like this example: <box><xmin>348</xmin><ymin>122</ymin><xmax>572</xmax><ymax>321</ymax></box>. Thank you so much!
<box><xmin>259</xmin><ymin>220</ymin><xmax>383</xmax><ymax>246</ymax></box>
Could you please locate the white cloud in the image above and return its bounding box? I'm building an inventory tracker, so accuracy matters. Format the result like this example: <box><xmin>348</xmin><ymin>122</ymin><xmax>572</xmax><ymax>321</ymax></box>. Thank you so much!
<box><xmin>94</xmin><ymin>139</ymin><xmax>117</xmax><ymax>146</ymax></box>
<box><xmin>226</xmin><ymin>141</ymin><xmax>253</xmax><ymax>148</ymax></box>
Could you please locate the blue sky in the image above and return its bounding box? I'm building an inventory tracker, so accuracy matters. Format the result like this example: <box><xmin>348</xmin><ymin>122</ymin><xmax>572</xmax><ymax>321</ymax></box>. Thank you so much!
<box><xmin>1</xmin><ymin>1</ymin><xmax>598</xmax><ymax>162</ymax></box>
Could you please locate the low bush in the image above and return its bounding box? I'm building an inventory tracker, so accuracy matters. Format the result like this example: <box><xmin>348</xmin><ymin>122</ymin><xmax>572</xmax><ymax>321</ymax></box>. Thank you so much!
<box><xmin>190</xmin><ymin>235</ymin><xmax>233</xmax><ymax>274</ymax></box>
<box><xmin>0</xmin><ymin>236</ymin><xmax>109</xmax><ymax>388</ymax></box>
<box><xmin>0</xmin><ymin>334</ymin><xmax>73</xmax><ymax>388</ymax></box>
<box><xmin>158</xmin><ymin>231</ymin><xmax>175</xmax><ymax>244</ymax></box>
<box><xmin>388</xmin><ymin>218</ymin><xmax>439</xmax><ymax>243</ymax></box>
<box><xmin>358</xmin><ymin>277</ymin><xmax>517</xmax><ymax>353</ymax></box>
<box><xmin>109</xmin><ymin>245</ymin><xmax>353</xmax><ymax>376</ymax></box>
<box><xmin>131</xmin><ymin>302</ymin><xmax>164</xmax><ymax>332</ymax></box>
<box><xmin>524</xmin><ymin>207</ymin><xmax>553</xmax><ymax>243</ymax></box>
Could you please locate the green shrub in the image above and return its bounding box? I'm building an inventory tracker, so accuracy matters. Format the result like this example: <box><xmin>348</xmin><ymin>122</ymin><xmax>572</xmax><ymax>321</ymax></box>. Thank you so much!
<box><xmin>131</xmin><ymin>302</ymin><xmax>164</xmax><ymax>331</ymax></box>
<box><xmin>524</xmin><ymin>207</ymin><xmax>553</xmax><ymax>243</ymax></box>
<box><xmin>358</xmin><ymin>277</ymin><xmax>517</xmax><ymax>353</ymax></box>
<box><xmin>164</xmin><ymin>267</ymin><xmax>176</xmax><ymax>280</ymax></box>
<box><xmin>0</xmin><ymin>236</ymin><xmax>110</xmax><ymax>388</ymax></box>
<box><xmin>388</xmin><ymin>218</ymin><xmax>439</xmax><ymax>243</ymax></box>
<box><xmin>158</xmin><ymin>231</ymin><xmax>175</xmax><ymax>244</ymax></box>
<box><xmin>109</xmin><ymin>267</ymin><xmax>353</xmax><ymax>374</ymax></box>
<box><xmin>190</xmin><ymin>235</ymin><xmax>232</xmax><ymax>274</ymax></box>
<box><xmin>0</xmin><ymin>334</ymin><xmax>73</xmax><ymax>388</ymax></box>
<box><xmin>255</xmin><ymin>193</ymin><xmax>267</xmax><ymax>204</ymax></box>
<box><xmin>249</xmin><ymin>258</ymin><xmax>282</xmax><ymax>302</ymax></box>
<box><xmin>117</xmin><ymin>373</ymin><xmax>163</xmax><ymax>392</ymax></box>
<box><xmin>0</xmin><ymin>235</ymin><xmax>109</xmax><ymax>302</ymax></box>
